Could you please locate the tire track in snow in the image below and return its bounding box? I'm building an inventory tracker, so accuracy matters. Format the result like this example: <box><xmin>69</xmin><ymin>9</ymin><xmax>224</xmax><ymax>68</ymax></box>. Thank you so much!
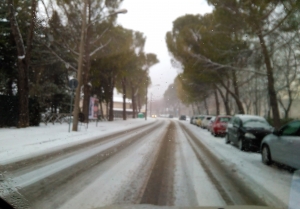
<box><xmin>140</xmin><ymin>121</ymin><xmax>176</xmax><ymax>205</ymax></box>
<box><xmin>178</xmin><ymin>122</ymin><xmax>267</xmax><ymax>206</ymax></box>
<box><xmin>0</xmin><ymin>121</ymin><xmax>162</xmax><ymax>209</ymax></box>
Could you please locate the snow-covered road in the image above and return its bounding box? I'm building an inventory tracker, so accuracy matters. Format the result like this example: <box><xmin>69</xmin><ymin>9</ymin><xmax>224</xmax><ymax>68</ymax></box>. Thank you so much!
<box><xmin>0</xmin><ymin>119</ymin><xmax>297</xmax><ymax>209</ymax></box>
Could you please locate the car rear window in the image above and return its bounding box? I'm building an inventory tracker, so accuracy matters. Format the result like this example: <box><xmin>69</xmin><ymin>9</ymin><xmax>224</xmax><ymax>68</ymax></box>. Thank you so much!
<box><xmin>243</xmin><ymin>119</ymin><xmax>271</xmax><ymax>129</ymax></box>
<box><xmin>219</xmin><ymin>117</ymin><xmax>231</xmax><ymax>122</ymax></box>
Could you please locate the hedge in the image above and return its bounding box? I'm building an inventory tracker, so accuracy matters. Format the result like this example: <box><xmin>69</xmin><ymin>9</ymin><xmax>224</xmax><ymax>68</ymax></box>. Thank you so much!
<box><xmin>0</xmin><ymin>95</ymin><xmax>40</xmax><ymax>127</ymax></box>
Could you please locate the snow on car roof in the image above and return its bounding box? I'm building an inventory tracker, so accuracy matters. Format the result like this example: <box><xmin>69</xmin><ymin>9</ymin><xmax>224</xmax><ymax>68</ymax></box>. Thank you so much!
<box><xmin>235</xmin><ymin>114</ymin><xmax>266</xmax><ymax>121</ymax></box>
<box><xmin>204</xmin><ymin>115</ymin><xmax>214</xmax><ymax>118</ymax></box>
<box><xmin>217</xmin><ymin>115</ymin><xmax>231</xmax><ymax>118</ymax></box>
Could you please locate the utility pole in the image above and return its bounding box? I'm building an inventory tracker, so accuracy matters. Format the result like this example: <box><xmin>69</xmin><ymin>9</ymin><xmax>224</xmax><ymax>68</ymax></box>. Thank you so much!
<box><xmin>72</xmin><ymin>0</ymin><xmax>87</xmax><ymax>131</ymax></box>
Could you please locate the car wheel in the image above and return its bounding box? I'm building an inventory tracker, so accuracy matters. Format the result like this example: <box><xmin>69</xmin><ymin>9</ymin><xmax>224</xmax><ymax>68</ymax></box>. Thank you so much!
<box><xmin>225</xmin><ymin>134</ymin><xmax>230</xmax><ymax>144</ymax></box>
<box><xmin>262</xmin><ymin>145</ymin><xmax>272</xmax><ymax>165</ymax></box>
<box><xmin>238</xmin><ymin>138</ymin><xmax>245</xmax><ymax>151</ymax></box>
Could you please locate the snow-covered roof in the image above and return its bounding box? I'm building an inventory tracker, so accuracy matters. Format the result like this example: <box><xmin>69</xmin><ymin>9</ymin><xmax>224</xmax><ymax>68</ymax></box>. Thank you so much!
<box><xmin>114</xmin><ymin>88</ymin><xmax>132</xmax><ymax>103</ymax></box>
<box><xmin>113</xmin><ymin>97</ymin><xmax>132</xmax><ymax>103</ymax></box>
<box><xmin>113</xmin><ymin>108</ymin><xmax>133</xmax><ymax>112</ymax></box>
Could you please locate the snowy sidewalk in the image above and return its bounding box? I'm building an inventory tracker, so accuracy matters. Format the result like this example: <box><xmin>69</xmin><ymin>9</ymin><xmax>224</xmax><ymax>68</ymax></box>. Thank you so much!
<box><xmin>0</xmin><ymin>118</ymin><xmax>156</xmax><ymax>165</ymax></box>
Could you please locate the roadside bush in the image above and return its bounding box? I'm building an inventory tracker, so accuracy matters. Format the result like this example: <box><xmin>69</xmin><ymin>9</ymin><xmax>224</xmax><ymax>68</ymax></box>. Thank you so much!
<box><xmin>0</xmin><ymin>95</ymin><xmax>40</xmax><ymax>127</ymax></box>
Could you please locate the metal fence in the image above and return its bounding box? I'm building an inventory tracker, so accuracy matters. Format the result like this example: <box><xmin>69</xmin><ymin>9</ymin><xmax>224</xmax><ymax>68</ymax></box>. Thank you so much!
<box><xmin>40</xmin><ymin>113</ymin><xmax>108</xmax><ymax>125</ymax></box>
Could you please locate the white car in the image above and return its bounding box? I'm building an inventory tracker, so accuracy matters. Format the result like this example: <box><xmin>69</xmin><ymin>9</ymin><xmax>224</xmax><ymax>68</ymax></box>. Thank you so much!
<box><xmin>201</xmin><ymin>116</ymin><xmax>214</xmax><ymax>129</ymax></box>
<box><xmin>192</xmin><ymin>115</ymin><xmax>199</xmax><ymax>125</ymax></box>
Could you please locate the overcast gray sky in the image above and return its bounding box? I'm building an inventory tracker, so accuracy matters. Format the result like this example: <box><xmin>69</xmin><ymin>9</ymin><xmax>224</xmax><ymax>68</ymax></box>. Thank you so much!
<box><xmin>117</xmin><ymin>0</ymin><xmax>212</xmax><ymax>99</ymax></box>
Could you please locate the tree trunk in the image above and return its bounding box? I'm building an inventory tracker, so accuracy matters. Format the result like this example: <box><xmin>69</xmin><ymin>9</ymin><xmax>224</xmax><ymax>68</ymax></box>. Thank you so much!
<box><xmin>225</xmin><ymin>81</ymin><xmax>230</xmax><ymax>114</ymax></box>
<box><xmin>216</xmin><ymin>85</ymin><xmax>230</xmax><ymax>115</ymax></box>
<box><xmin>16</xmin><ymin>62</ymin><xmax>29</xmax><ymax>127</ymax></box>
<box><xmin>231</xmin><ymin>71</ymin><xmax>245</xmax><ymax>114</ymax></box>
<box><xmin>219</xmin><ymin>78</ymin><xmax>244</xmax><ymax>114</ymax></box>
<box><xmin>122</xmin><ymin>78</ymin><xmax>127</xmax><ymax>120</ymax></box>
<box><xmin>257</xmin><ymin>32</ymin><xmax>281</xmax><ymax>128</ymax></box>
<box><xmin>72</xmin><ymin>0</ymin><xmax>87</xmax><ymax>131</ymax></box>
<box><xmin>196</xmin><ymin>101</ymin><xmax>201</xmax><ymax>114</ymax></box>
<box><xmin>131</xmin><ymin>85</ymin><xmax>136</xmax><ymax>118</ymax></box>
<box><xmin>245</xmin><ymin>99</ymin><xmax>252</xmax><ymax>114</ymax></box>
<box><xmin>137</xmin><ymin>93</ymin><xmax>141</xmax><ymax>113</ymax></box>
<box><xmin>278</xmin><ymin>90</ymin><xmax>292</xmax><ymax>120</ymax></box>
<box><xmin>99</xmin><ymin>100</ymin><xmax>103</xmax><ymax>120</ymax></box>
<box><xmin>82</xmin><ymin>85</ymin><xmax>91</xmax><ymax>122</ymax></box>
<box><xmin>97</xmin><ymin>89</ymin><xmax>104</xmax><ymax>119</ymax></box>
<box><xmin>82</xmin><ymin>0</ymin><xmax>92</xmax><ymax>123</ymax></box>
<box><xmin>285</xmin><ymin>89</ymin><xmax>292</xmax><ymax>119</ymax></box>
<box><xmin>8</xmin><ymin>0</ymin><xmax>37</xmax><ymax>127</ymax></box>
<box><xmin>108</xmin><ymin>77</ymin><xmax>114</xmax><ymax>121</ymax></box>
<box><xmin>191</xmin><ymin>103</ymin><xmax>196</xmax><ymax>115</ymax></box>
<box><xmin>214</xmin><ymin>87</ymin><xmax>220</xmax><ymax>115</ymax></box>
<box><xmin>254</xmin><ymin>75</ymin><xmax>259</xmax><ymax>115</ymax></box>
<box><xmin>106</xmin><ymin>102</ymin><xmax>108</xmax><ymax>120</ymax></box>
<box><xmin>204</xmin><ymin>98</ymin><xmax>209</xmax><ymax>115</ymax></box>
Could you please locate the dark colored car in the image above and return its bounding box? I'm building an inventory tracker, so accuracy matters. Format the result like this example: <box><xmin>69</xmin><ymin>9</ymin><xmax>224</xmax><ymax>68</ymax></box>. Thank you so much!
<box><xmin>261</xmin><ymin>120</ymin><xmax>300</xmax><ymax>169</ymax></box>
<box><xmin>225</xmin><ymin>115</ymin><xmax>272</xmax><ymax>151</ymax></box>
<box><xmin>190</xmin><ymin>116</ymin><xmax>194</xmax><ymax>124</ymax></box>
<box><xmin>211</xmin><ymin>115</ymin><xmax>231</xmax><ymax>136</ymax></box>
<box><xmin>179</xmin><ymin>115</ymin><xmax>186</xmax><ymax>120</ymax></box>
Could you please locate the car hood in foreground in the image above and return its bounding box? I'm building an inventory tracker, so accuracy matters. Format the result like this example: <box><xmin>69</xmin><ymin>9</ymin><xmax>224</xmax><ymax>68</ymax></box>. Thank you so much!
<box><xmin>98</xmin><ymin>205</ymin><xmax>278</xmax><ymax>209</ymax></box>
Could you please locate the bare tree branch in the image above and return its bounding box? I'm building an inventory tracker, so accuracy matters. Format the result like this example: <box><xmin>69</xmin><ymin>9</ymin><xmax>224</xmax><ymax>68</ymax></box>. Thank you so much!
<box><xmin>188</xmin><ymin>51</ymin><xmax>267</xmax><ymax>76</ymax></box>
<box><xmin>40</xmin><ymin>0</ymin><xmax>50</xmax><ymax>19</ymax></box>
<box><xmin>91</xmin><ymin>27</ymin><xmax>109</xmax><ymax>45</ymax></box>
<box><xmin>43</xmin><ymin>44</ymin><xmax>77</xmax><ymax>72</ymax></box>
<box><xmin>89</xmin><ymin>38</ymin><xmax>111</xmax><ymax>57</ymax></box>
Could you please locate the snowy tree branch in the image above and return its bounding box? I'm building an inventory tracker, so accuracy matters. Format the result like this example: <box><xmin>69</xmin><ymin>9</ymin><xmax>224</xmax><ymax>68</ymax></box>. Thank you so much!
<box><xmin>89</xmin><ymin>38</ymin><xmax>111</xmax><ymax>57</ymax></box>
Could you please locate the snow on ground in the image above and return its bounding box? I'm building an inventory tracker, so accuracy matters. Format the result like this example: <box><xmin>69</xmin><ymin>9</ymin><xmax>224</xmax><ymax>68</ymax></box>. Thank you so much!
<box><xmin>58</xmin><ymin>121</ymin><xmax>170</xmax><ymax>209</ymax></box>
<box><xmin>180</xmin><ymin>121</ymin><xmax>294</xmax><ymax>209</ymax></box>
<box><xmin>0</xmin><ymin>118</ymin><xmax>155</xmax><ymax>165</ymax></box>
<box><xmin>173</xmin><ymin>122</ymin><xmax>225</xmax><ymax>207</ymax></box>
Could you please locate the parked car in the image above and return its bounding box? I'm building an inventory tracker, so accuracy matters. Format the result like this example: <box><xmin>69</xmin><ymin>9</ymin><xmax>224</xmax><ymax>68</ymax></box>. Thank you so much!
<box><xmin>190</xmin><ymin>116</ymin><xmax>194</xmax><ymax>124</ymax></box>
<box><xmin>261</xmin><ymin>120</ymin><xmax>300</xmax><ymax>170</ymax></box>
<box><xmin>196</xmin><ymin>115</ymin><xmax>206</xmax><ymax>127</ymax></box>
<box><xmin>201</xmin><ymin>116</ymin><xmax>213</xmax><ymax>129</ymax></box>
<box><xmin>211</xmin><ymin>115</ymin><xmax>232</xmax><ymax>136</ymax></box>
<box><xmin>192</xmin><ymin>115</ymin><xmax>199</xmax><ymax>125</ymax></box>
<box><xmin>179</xmin><ymin>115</ymin><xmax>186</xmax><ymax>120</ymax></box>
<box><xmin>207</xmin><ymin>116</ymin><xmax>216</xmax><ymax>132</ymax></box>
<box><xmin>225</xmin><ymin>115</ymin><xmax>273</xmax><ymax>151</ymax></box>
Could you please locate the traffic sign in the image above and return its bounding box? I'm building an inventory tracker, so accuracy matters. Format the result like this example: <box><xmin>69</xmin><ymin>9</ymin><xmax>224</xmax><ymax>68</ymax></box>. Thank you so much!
<box><xmin>69</xmin><ymin>79</ymin><xmax>78</xmax><ymax>89</ymax></box>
